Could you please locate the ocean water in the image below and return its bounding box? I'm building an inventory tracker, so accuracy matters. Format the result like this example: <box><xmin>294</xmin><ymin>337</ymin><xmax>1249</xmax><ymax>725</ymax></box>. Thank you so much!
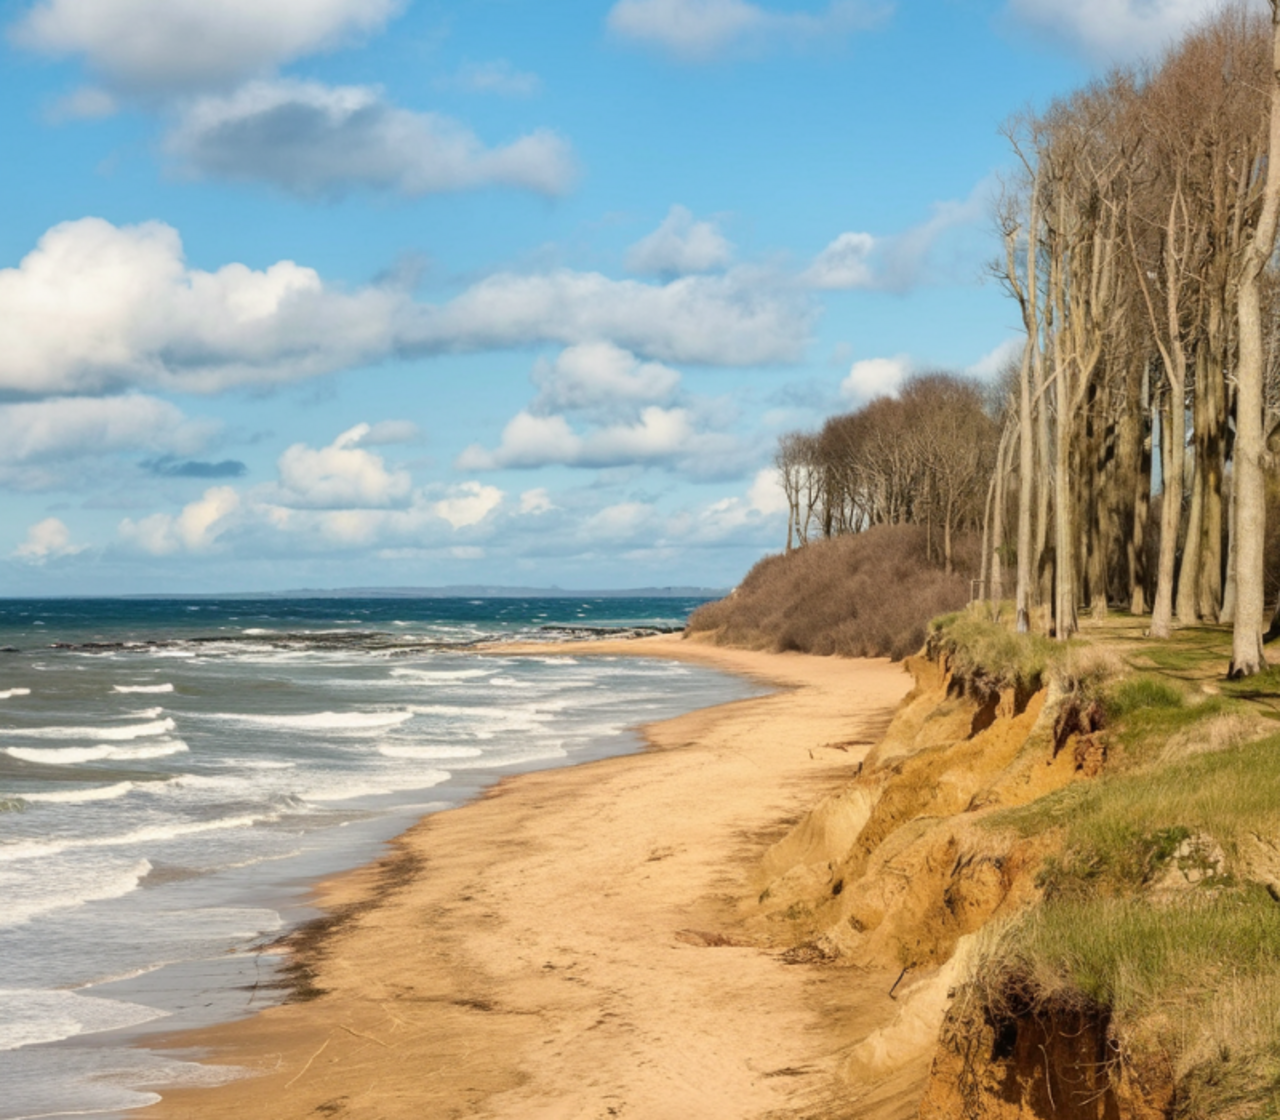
<box><xmin>0</xmin><ymin>597</ymin><xmax>757</xmax><ymax>1119</ymax></box>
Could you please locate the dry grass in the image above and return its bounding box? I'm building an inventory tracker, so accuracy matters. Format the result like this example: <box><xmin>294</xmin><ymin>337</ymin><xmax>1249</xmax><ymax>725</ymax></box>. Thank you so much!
<box><xmin>686</xmin><ymin>525</ymin><xmax>969</xmax><ymax>660</ymax></box>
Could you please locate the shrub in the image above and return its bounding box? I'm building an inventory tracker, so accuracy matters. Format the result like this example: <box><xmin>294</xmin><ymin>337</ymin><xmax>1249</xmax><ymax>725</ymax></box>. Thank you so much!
<box><xmin>685</xmin><ymin>524</ymin><xmax>969</xmax><ymax>660</ymax></box>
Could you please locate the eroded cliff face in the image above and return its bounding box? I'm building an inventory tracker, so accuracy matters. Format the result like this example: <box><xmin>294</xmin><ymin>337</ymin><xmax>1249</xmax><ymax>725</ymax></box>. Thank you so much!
<box><xmin>745</xmin><ymin>652</ymin><xmax>1148</xmax><ymax>1119</ymax></box>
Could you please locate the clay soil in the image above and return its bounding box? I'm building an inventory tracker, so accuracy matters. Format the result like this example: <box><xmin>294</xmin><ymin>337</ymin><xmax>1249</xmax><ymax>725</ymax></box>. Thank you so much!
<box><xmin>133</xmin><ymin>635</ymin><xmax>923</xmax><ymax>1120</ymax></box>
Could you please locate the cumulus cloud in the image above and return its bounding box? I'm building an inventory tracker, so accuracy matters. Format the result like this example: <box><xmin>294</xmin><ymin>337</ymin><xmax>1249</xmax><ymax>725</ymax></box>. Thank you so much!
<box><xmin>406</xmin><ymin>267</ymin><xmax>809</xmax><ymax>366</ymax></box>
<box><xmin>804</xmin><ymin>178</ymin><xmax>992</xmax><ymax>292</ymax></box>
<box><xmin>355</xmin><ymin>420</ymin><xmax>420</xmax><ymax>446</ymax></box>
<box><xmin>14</xmin><ymin>518</ymin><xmax>85</xmax><ymax>563</ymax></box>
<box><xmin>606</xmin><ymin>0</ymin><xmax>890</xmax><ymax>60</ymax></box>
<box><xmin>11</xmin><ymin>0</ymin><xmax>401</xmax><ymax>93</ymax></box>
<box><xmin>626</xmin><ymin>205</ymin><xmax>733</xmax><ymax>275</ymax></box>
<box><xmin>519</xmin><ymin>488</ymin><xmax>555</xmax><ymax>515</ymax></box>
<box><xmin>440</xmin><ymin>60</ymin><xmax>542</xmax><ymax>97</ymax></box>
<box><xmin>841</xmin><ymin>354</ymin><xmax>910</xmax><ymax>401</ymax></box>
<box><xmin>0</xmin><ymin>219</ymin><xmax>810</xmax><ymax>398</ymax></box>
<box><xmin>119</xmin><ymin>485</ymin><xmax>241</xmax><ymax>555</ymax></box>
<box><xmin>432</xmin><ymin>481</ymin><xmax>504</xmax><ymax>529</ymax></box>
<box><xmin>967</xmin><ymin>337</ymin><xmax>1024</xmax><ymax>380</ymax></box>
<box><xmin>0</xmin><ymin>218</ymin><xmax>399</xmax><ymax>395</ymax></box>
<box><xmin>531</xmin><ymin>342</ymin><xmax>681</xmax><ymax>416</ymax></box>
<box><xmin>167</xmin><ymin>80</ymin><xmax>575</xmax><ymax>199</ymax></box>
<box><xmin>0</xmin><ymin>394</ymin><xmax>217</xmax><ymax>489</ymax></box>
<box><xmin>457</xmin><ymin>402</ymin><xmax>748</xmax><ymax>478</ymax></box>
<box><xmin>276</xmin><ymin>424</ymin><xmax>411</xmax><ymax>509</ymax></box>
<box><xmin>803</xmin><ymin>231</ymin><xmax>876</xmax><ymax>290</ymax></box>
<box><xmin>1005</xmin><ymin>0</ymin><xmax>1208</xmax><ymax>62</ymax></box>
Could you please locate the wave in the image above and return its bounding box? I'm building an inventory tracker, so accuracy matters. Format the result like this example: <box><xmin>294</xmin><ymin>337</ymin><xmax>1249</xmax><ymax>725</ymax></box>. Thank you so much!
<box><xmin>0</xmin><ymin>857</ymin><xmax>151</xmax><ymax>929</ymax></box>
<box><xmin>377</xmin><ymin>744</ymin><xmax>482</xmax><ymax>760</ymax></box>
<box><xmin>301</xmin><ymin>770</ymin><xmax>450</xmax><ymax>802</ymax></box>
<box><xmin>4</xmin><ymin>737</ymin><xmax>188</xmax><ymax>764</ymax></box>
<box><xmin>390</xmin><ymin>667</ymin><xmax>495</xmax><ymax>682</ymax></box>
<box><xmin>0</xmin><ymin>812</ymin><xmax>274</xmax><ymax>863</ymax></box>
<box><xmin>0</xmin><ymin>717</ymin><xmax>175</xmax><ymax>741</ymax></box>
<box><xmin>0</xmin><ymin>688</ymin><xmax>31</xmax><ymax>700</ymax></box>
<box><xmin>20</xmin><ymin>781</ymin><xmax>135</xmax><ymax>804</ymax></box>
<box><xmin>0</xmin><ymin>985</ymin><xmax>166</xmax><ymax>1050</ymax></box>
<box><xmin>112</xmin><ymin>683</ymin><xmax>174</xmax><ymax>694</ymax></box>
<box><xmin>218</xmin><ymin>709</ymin><xmax>415</xmax><ymax>732</ymax></box>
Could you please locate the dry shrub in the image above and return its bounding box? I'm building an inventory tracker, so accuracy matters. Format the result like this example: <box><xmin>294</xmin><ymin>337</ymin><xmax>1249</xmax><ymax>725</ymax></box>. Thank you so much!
<box><xmin>686</xmin><ymin>525</ymin><xmax>969</xmax><ymax>660</ymax></box>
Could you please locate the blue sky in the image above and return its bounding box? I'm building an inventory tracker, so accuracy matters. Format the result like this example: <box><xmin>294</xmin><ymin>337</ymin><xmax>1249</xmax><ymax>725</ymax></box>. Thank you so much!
<box><xmin>0</xmin><ymin>0</ymin><xmax>1217</xmax><ymax>593</ymax></box>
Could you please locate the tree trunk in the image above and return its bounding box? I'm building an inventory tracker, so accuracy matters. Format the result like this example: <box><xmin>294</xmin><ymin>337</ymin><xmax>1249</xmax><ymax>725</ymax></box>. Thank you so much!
<box><xmin>1231</xmin><ymin>1</ymin><xmax>1280</xmax><ymax>676</ymax></box>
<box><xmin>1151</xmin><ymin>384</ymin><xmax>1185</xmax><ymax>640</ymax></box>
<box><xmin>1016</xmin><ymin>337</ymin><xmax>1036</xmax><ymax>632</ymax></box>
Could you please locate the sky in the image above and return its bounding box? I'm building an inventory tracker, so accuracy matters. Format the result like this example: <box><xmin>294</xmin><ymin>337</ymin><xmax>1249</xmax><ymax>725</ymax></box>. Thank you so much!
<box><xmin>0</xmin><ymin>0</ymin><xmax>1225</xmax><ymax>594</ymax></box>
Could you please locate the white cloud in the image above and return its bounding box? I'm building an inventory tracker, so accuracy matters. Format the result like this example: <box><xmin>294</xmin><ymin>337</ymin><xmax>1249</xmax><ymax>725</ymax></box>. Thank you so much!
<box><xmin>747</xmin><ymin>467</ymin><xmax>788</xmax><ymax>516</ymax></box>
<box><xmin>276</xmin><ymin>424</ymin><xmax>411</xmax><ymax>509</ymax></box>
<box><xmin>0</xmin><ymin>218</ymin><xmax>398</xmax><ymax>395</ymax></box>
<box><xmin>441</xmin><ymin>60</ymin><xmax>542</xmax><ymax>97</ymax></box>
<box><xmin>458</xmin><ymin>406</ymin><xmax>708</xmax><ymax>470</ymax></box>
<box><xmin>407</xmin><ymin>267</ymin><xmax>809</xmax><ymax>366</ymax></box>
<box><xmin>583</xmin><ymin>501</ymin><xmax>657</xmax><ymax>541</ymax></box>
<box><xmin>0</xmin><ymin>395</ymin><xmax>213</xmax><ymax>469</ymax></box>
<box><xmin>432</xmin><ymin>481</ymin><xmax>504</xmax><ymax>529</ymax></box>
<box><xmin>966</xmin><ymin>337</ymin><xmax>1024</xmax><ymax>380</ymax></box>
<box><xmin>532</xmin><ymin>342</ymin><xmax>681</xmax><ymax>416</ymax></box>
<box><xmin>355</xmin><ymin>420</ymin><xmax>420</xmax><ymax>446</ymax></box>
<box><xmin>119</xmin><ymin>485</ymin><xmax>241</xmax><ymax>555</ymax></box>
<box><xmin>14</xmin><ymin>518</ymin><xmax>85</xmax><ymax>563</ymax></box>
<box><xmin>519</xmin><ymin>488</ymin><xmax>555</xmax><ymax>515</ymax></box>
<box><xmin>626</xmin><ymin>205</ymin><xmax>733</xmax><ymax>275</ymax></box>
<box><xmin>804</xmin><ymin>178</ymin><xmax>992</xmax><ymax>292</ymax></box>
<box><xmin>0</xmin><ymin>219</ymin><xmax>810</xmax><ymax>398</ymax></box>
<box><xmin>606</xmin><ymin>0</ymin><xmax>890</xmax><ymax>60</ymax></box>
<box><xmin>841</xmin><ymin>354</ymin><xmax>910</xmax><ymax>401</ymax></box>
<box><xmin>167</xmin><ymin>80</ymin><xmax>575</xmax><ymax>199</ymax></box>
<box><xmin>12</xmin><ymin>0</ymin><xmax>401</xmax><ymax>93</ymax></box>
<box><xmin>803</xmin><ymin>230</ymin><xmax>876</xmax><ymax>290</ymax></box>
<box><xmin>1005</xmin><ymin>0</ymin><xmax>1208</xmax><ymax>62</ymax></box>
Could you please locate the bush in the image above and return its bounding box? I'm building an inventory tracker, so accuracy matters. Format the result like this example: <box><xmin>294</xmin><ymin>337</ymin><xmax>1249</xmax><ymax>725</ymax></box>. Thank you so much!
<box><xmin>685</xmin><ymin>524</ymin><xmax>969</xmax><ymax>660</ymax></box>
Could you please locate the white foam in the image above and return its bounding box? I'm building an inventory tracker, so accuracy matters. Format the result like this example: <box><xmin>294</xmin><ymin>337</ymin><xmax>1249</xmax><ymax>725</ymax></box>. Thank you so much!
<box><xmin>0</xmin><ymin>857</ymin><xmax>152</xmax><ymax>928</ymax></box>
<box><xmin>301</xmin><ymin>770</ymin><xmax>450</xmax><ymax>802</ymax></box>
<box><xmin>21</xmin><ymin>781</ymin><xmax>135</xmax><ymax>804</ymax></box>
<box><xmin>5</xmin><ymin>737</ymin><xmax>188</xmax><ymax>764</ymax></box>
<box><xmin>241</xmin><ymin>628</ymin><xmax>274</xmax><ymax>635</ymax></box>
<box><xmin>218</xmin><ymin>709</ymin><xmax>414</xmax><ymax>732</ymax></box>
<box><xmin>0</xmin><ymin>717</ymin><xmax>175</xmax><ymax>741</ymax></box>
<box><xmin>377</xmin><ymin>744</ymin><xmax>482</xmax><ymax>761</ymax></box>
<box><xmin>0</xmin><ymin>813</ymin><xmax>273</xmax><ymax>863</ymax></box>
<box><xmin>0</xmin><ymin>987</ymin><xmax>166</xmax><ymax>1050</ymax></box>
<box><xmin>0</xmin><ymin>688</ymin><xmax>31</xmax><ymax>699</ymax></box>
<box><xmin>129</xmin><ymin>706</ymin><xmax>165</xmax><ymax>718</ymax></box>
<box><xmin>113</xmin><ymin>683</ymin><xmax>174</xmax><ymax>694</ymax></box>
<box><xmin>390</xmin><ymin>667</ymin><xmax>494</xmax><ymax>682</ymax></box>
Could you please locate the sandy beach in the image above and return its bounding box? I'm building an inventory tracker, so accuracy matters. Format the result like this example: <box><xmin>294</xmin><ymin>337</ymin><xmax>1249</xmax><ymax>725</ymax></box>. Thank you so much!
<box><xmin>136</xmin><ymin>635</ymin><xmax>916</xmax><ymax>1120</ymax></box>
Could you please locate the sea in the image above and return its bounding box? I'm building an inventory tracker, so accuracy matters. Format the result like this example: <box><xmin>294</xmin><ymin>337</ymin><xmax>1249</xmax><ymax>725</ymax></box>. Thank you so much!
<box><xmin>0</xmin><ymin>596</ymin><xmax>759</xmax><ymax>1119</ymax></box>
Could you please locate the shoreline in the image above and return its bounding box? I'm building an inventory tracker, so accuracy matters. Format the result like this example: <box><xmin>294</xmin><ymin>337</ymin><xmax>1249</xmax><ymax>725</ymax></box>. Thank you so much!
<box><xmin>132</xmin><ymin>634</ymin><xmax>919</xmax><ymax>1119</ymax></box>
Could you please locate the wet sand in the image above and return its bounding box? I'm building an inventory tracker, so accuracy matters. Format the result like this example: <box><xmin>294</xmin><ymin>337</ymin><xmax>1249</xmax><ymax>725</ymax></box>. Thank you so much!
<box><xmin>136</xmin><ymin>635</ymin><xmax>918</xmax><ymax>1120</ymax></box>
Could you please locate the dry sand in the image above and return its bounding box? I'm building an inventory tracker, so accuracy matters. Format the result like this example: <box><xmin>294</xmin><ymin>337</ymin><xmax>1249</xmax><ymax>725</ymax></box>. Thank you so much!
<box><xmin>137</xmin><ymin>635</ymin><xmax>917</xmax><ymax>1120</ymax></box>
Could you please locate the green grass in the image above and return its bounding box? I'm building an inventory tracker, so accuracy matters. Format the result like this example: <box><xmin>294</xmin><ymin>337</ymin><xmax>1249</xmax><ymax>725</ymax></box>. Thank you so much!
<box><xmin>1105</xmin><ymin>673</ymin><xmax>1185</xmax><ymax>717</ymax></box>
<box><xmin>927</xmin><ymin>608</ymin><xmax>1061</xmax><ymax>692</ymax></box>
<box><xmin>979</xmin><ymin>890</ymin><xmax>1280</xmax><ymax>1118</ymax></box>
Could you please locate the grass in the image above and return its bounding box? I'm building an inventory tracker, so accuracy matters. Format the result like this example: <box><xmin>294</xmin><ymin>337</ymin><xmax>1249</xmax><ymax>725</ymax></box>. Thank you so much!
<box><xmin>964</xmin><ymin>623</ymin><xmax>1280</xmax><ymax>1116</ymax></box>
<box><xmin>977</xmin><ymin>891</ymin><xmax>1280</xmax><ymax>1118</ymax></box>
<box><xmin>926</xmin><ymin>608</ymin><xmax>1061</xmax><ymax>693</ymax></box>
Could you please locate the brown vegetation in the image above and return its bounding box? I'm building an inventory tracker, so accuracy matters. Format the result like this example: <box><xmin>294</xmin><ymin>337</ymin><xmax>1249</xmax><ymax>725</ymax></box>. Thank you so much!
<box><xmin>686</xmin><ymin>524</ymin><xmax>970</xmax><ymax>660</ymax></box>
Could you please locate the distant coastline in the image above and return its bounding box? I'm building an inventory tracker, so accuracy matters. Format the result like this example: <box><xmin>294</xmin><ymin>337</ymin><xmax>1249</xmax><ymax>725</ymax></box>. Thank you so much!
<box><xmin>0</xmin><ymin>586</ymin><xmax>728</xmax><ymax>602</ymax></box>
